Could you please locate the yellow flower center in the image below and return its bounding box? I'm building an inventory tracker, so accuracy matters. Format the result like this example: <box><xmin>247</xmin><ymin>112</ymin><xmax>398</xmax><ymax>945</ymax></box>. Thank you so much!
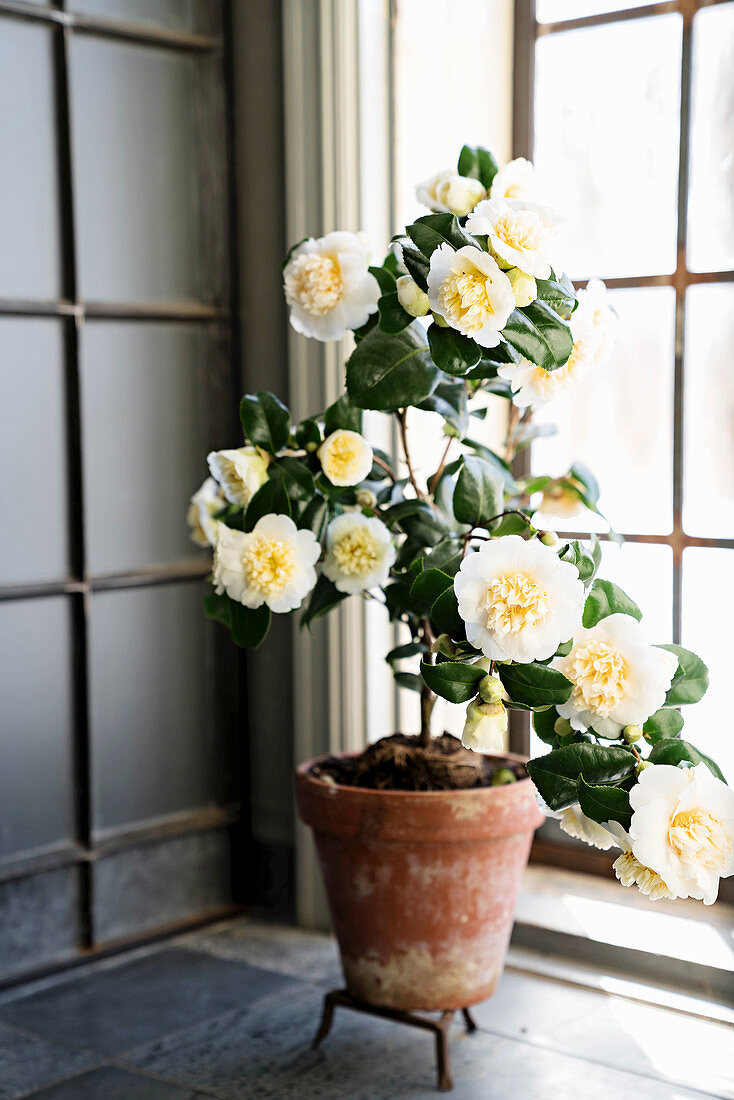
<box><xmin>567</xmin><ymin>640</ymin><xmax>627</xmax><ymax>717</ymax></box>
<box><xmin>528</xmin><ymin>339</ymin><xmax>590</xmax><ymax>399</ymax></box>
<box><xmin>494</xmin><ymin>210</ymin><xmax>544</xmax><ymax>255</ymax></box>
<box><xmin>286</xmin><ymin>253</ymin><xmax>343</xmax><ymax>315</ymax></box>
<box><xmin>243</xmin><ymin>535</ymin><xmax>297</xmax><ymax>596</ymax></box>
<box><xmin>483</xmin><ymin>571</ymin><xmax>551</xmax><ymax>635</ymax></box>
<box><xmin>439</xmin><ymin>266</ymin><xmax>500</xmax><ymax>335</ymax></box>
<box><xmin>332</xmin><ymin>527</ymin><xmax>380</xmax><ymax>577</ymax></box>
<box><xmin>324</xmin><ymin>435</ymin><xmax>362</xmax><ymax>481</ymax></box>
<box><xmin>613</xmin><ymin>852</ymin><xmax>674</xmax><ymax>900</ymax></box>
<box><xmin>668</xmin><ymin>809</ymin><xmax>731</xmax><ymax>869</ymax></box>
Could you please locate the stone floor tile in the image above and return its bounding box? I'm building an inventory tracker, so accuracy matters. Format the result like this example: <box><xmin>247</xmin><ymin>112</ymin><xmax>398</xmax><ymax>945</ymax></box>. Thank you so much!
<box><xmin>0</xmin><ymin>1023</ymin><xmax>99</xmax><ymax>1100</ymax></box>
<box><xmin>26</xmin><ymin>1064</ymin><xmax>211</xmax><ymax>1098</ymax></box>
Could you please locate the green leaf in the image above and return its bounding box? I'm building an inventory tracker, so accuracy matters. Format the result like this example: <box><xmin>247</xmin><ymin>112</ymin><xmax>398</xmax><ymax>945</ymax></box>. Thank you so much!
<box><xmin>410</xmin><ymin>568</ymin><xmax>453</xmax><ymax>607</ymax></box>
<box><xmin>240</xmin><ymin>391</ymin><xmax>290</xmax><ymax>453</ymax></box>
<box><xmin>346</xmin><ymin>327</ymin><xmax>439</xmax><ymax>411</ymax></box>
<box><xmin>527</xmin><ymin>742</ymin><xmax>637</xmax><ymax>811</ymax></box>
<box><xmin>296</xmin><ymin>417</ymin><xmax>321</xmax><ymax>449</ymax></box>
<box><xmin>489</xmin><ymin>513</ymin><xmax>534</xmax><ymax>537</ymax></box>
<box><xmin>418</xmin><ymin>380</ymin><xmax>468</xmax><ymax>437</ymax></box>
<box><xmin>453</xmin><ymin>456</ymin><xmax>504</xmax><ymax>527</ymax></box>
<box><xmin>271</xmin><ymin>456</ymin><xmax>315</xmax><ymax>500</ymax></box>
<box><xmin>406</xmin><ymin>213</ymin><xmax>478</xmax><ymax>259</ymax></box>
<box><xmin>430</xmin><ymin>586</ymin><xmax>465</xmax><ymax>637</ymax></box>
<box><xmin>502</xmin><ymin>303</ymin><xmax>573</xmax><ymax>372</ymax></box>
<box><xmin>378</xmin><ymin>292</ymin><xmax>414</xmax><ymax>335</ymax></box>
<box><xmin>427</xmin><ymin>323</ymin><xmax>481</xmax><ymax>377</ymax></box>
<box><xmin>394</xmin><ymin>671</ymin><xmax>424</xmax><ymax>693</ymax></box>
<box><xmin>386</xmin><ymin>641</ymin><xmax>428</xmax><ymax>664</ymax></box>
<box><xmin>204</xmin><ymin>589</ymin><xmax>232</xmax><ymax>630</ymax></box>
<box><xmin>300</xmin><ymin>575</ymin><xmax>347</xmax><ymax>629</ymax></box>
<box><xmin>419</xmin><ymin>659</ymin><xmax>485</xmax><ymax>703</ymax></box>
<box><xmin>421</xmin><ymin>539</ymin><xmax>463</xmax><ymax>576</ymax></box>
<box><xmin>559</xmin><ymin>540</ymin><xmax>598</xmax><ymax>584</ymax></box>
<box><xmin>498</xmin><ymin>662</ymin><xmax>573</xmax><ymax>707</ymax></box>
<box><xmin>577</xmin><ymin>776</ymin><xmax>632</xmax><ymax>829</ymax></box>
<box><xmin>298</xmin><ymin>495</ymin><xmax>329</xmax><ymax>541</ymax></box>
<box><xmin>533</xmin><ymin>706</ymin><xmax>559</xmax><ymax>746</ymax></box>
<box><xmin>534</xmin><ymin>274</ymin><xmax>577</xmax><ymax>320</ymax></box>
<box><xmin>369</xmin><ymin>264</ymin><xmax>396</xmax><ymax>294</ymax></box>
<box><xmin>463</xmin><ymin>438</ymin><xmax>516</xmax><ymax>488</ymax></box>
<box><xmin>457</xmin><ymin>144</ymin><xmax>498</xmax><ymax>189</ymax></box>
<box><xmin>401</xmin><ymin>244</ymin><xmax>430</xmax><ymax>290</ymax></box>
<box><xmin>384</xmin><ymin>579</ymin><xmax>417</xmax><ymax>622</ymax></box>
<box><xmin>230</xmin><ymin>602</ymin><xmax>271</xmax><ymax>648</ymax></box>
<box><xmin>570</xmin><ymin>461</ymin><xmax>600</xmax><ymax>507</ymax></box>
<box><xmin>648</xmin><ymin>739</ymin><xmax>726</xmax><ymax>783</ymax></box>
<box><xmin>643</xmin><ymin>707</ymin><xmax>684</xmax><ymax>744</ymax></box>
<box><xmin>583</xmin><ymin>579</ymin><xmax>642</xmax><ymax>628</ymax></box>
<box><xmin>324</xmin><ymin>393</ymin><xmax>363</xmax><ymax>435</ymax></box>
<box><xmin>244</xmin><ymin>476</ymin><xmax>292</xmax><ymax>531</ymax></box>
<box><xmin>659</xmin><ymin>644</ymin><xmax>710</xmax><ymax>705</ymax></box>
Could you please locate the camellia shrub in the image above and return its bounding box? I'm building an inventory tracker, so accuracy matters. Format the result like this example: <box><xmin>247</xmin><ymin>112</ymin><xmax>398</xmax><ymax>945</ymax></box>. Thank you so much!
<box><xmin>189</xmin><ymin>146</ymin><xmax>734</xmax><ymax>906</ymax></box>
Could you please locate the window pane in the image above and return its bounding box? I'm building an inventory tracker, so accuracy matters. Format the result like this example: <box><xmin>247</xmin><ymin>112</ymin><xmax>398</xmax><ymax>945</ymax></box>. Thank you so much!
<box><xmin>70</xmin><ymin>0</ymin><xmax>197</xmax><ymax>31</ymax></box>
<box><xmin>682</xmin><ymin>548</ymin><xmax>734</xmax><ymax>785</ymax></box>
<box><xmin>538</xmin><ymin>1</ymin><xmax>660</xmax><ymax>22</ymax></box>
<box><xmin>0</xmin><ymin>598</ymin><xmax>74</xmax><ymax>860</ymax></box>
<box><xmin>682</xmin><ymin>284</ymin><xmax>734</xmax><ymax>538</ymax></box>
<box><xmin>89</xmin><ymin>583</ymin><xmax>222</xmax><ymax>835</ymax></box>
<box><xmin>532</xmin><ymin>287</ymin><xmax>675</xmax><ymax>535</ymax></box>
<box><xmin>0</xmin><ymin>319</ymin><xmax>69</xmax><ymax>584</ymax></box>
<box><xmin>534</xmin><ymin>16</ymin><xmax>681</xmax><ymax>278</ymax></box>
<box><xmin>81</xmin><ymin>322</ymin><xmax>210</xmax><ymax>574</ymax></box>
<box><xmin>69</xmin><ymin>38</ymin><xmax>202</xmax><ymax>302</ymax></box>
<box><xmin>687</xmin><ymin>4</ymin><xmax>734</xmax><ymax>272</ymax></box>
<box><xmin>0</xmin><ymin>19</ymin><xmax>60</xmax><ymax>299</ymax></box>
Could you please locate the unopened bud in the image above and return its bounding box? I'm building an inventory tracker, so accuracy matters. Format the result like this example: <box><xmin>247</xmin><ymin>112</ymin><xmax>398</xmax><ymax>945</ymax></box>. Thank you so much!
<box><xmin>623</xmin><ymin>724</ymin><xmax>643</xmax><ymax>744</ymax></box>
<box><xmin>635</xmin><ymin>760</ymin><xmax>653</xmax><ymax>777</ymax></box>
<box><xmin>396</xmin><ymin>275</ymin><xmax>430</xmax><ymax>318</ymax></box>
<box><xmin>479</xmin><ymin>674</ymin><xmax>504</xmax><ymax>704</ymax></box>
<box><xmin>462</xmin><ymin>699</ymin><xmax>508</xmax><ymax>753</ymax></box>
<box><xmin>554</xmin><ymin>717</ymin><xmax>573</xmax><ymax>737</ymax></box>
<box><xmin>506</xmin><ymin>267</ymin><xmax>537</xmax><ymax>308</ymax></box>
<box><xmin>434</xmin><ymin>633</ymin><xmax>457</xmax><ymax>658</ymax></box>
<box><xmin>356</xmin><ymin>488</ymin><xmax>377</xmax><ymax>509</ymax></box>
<box><xmin>539</xmin><ymin>530</ymin><xmax>559</xmax><ymax>547</ymax></box>
<box><xmin>306</xmin><ymin>441</ymin><xmax>318</xmax><ymax>453</ymax></box>
<box><xmin>491</xmin><ymin>767</ymin><xmax>517</xmax><ymax>786</ymax></box>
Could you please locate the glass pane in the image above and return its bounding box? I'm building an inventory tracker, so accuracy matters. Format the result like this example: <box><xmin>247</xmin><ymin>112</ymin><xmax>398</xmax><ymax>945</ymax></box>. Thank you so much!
<box><xmin>682</xmin><ymin>284</ymin><xmax>734</xmax><ymax>538</ymax></box>
<box><xmin>0</xmin><ymin>19</ymin><xmax>60</xmax><ymax>299</ymax></box>
<box><xmin>538</xmin><ymin>0</ymin><xmax>659</xmax><ymax>22</ymax></box>
<box><xmin>682</xmin><ymin>548</ymin><xmax>734</xmax><ymax>785</ymax></box>
<box><xmin>0</xmin><ymin>319</ymin><xmax>69</xmax><ymax>584</ymax></box>
<box><xmin>89</xmin><ymin>583</ymin><xmax>222</xmax><ymax>835</ymax></box>
<box><xmin>535</xmin><ymin>16</ymin><xmax>681</xmax><ymax>278</ymax></box>
<box><xmin>70</xmin><ymin>0</ymin><xmax>197</xmax><ymax>31</ymax></box>
<box><xmin>81</xmin><ymin>322</ymin><xmax>210</xmax><ymax>574</ymax></box>
<box><xmin>532</xmin><ymin>287</ymin><xmax>675</xmax><ymax>535</ymax></box>
<box><xmin>69</xmin><ymin>38</ymin><xmax>202</xmax><ymax>302</ymax></box>
<box><xmin>0</xmin><ymin>597</ymin><xmax>74</xmax><ymax>860</ymax></box>
<box><xmin>687</xmin><ymin>4</ymin><xmax>734</xmax><ymax>272</ymax></box>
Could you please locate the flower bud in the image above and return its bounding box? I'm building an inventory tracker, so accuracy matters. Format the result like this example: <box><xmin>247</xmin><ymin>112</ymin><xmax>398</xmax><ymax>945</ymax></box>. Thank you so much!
<box><xmin>479</xmin><ymin>674</ymin><xmax>504</xmax><ymax>704</ymax></box>
<box><xmin>506</xmin><ymin>267</ymin><xmax>537</xmax><ymax>308</ymax></box>
<box><xmin>539</xmin><ymin>530</ymin><xmax>559</xmax><ymax>547</ymax></box>
<box><xmin>623</xmin><ymin>724</ymin><xmax>643</xmax><ymax>744</ymax></box>
<box><xmin>433</xmin><ymin>633</ymin><xmax>457</xmax><ymax>658</ymax></box>
<box><xmin>491</xmin><ymin>767</ymin><xmax>517</xmax><ymax>786</ymax></box>
<box><xmin>461</xmin><ymin>699</ymin><xmax>508</xmax><ymax>753</ymax></box>
<box><xmin>635</xmin><ymin>760</ymin><xmax>653</xmax><ymax>777</ymax></box>
<box><xmin>306</xmin><ymin>441</ymin><xmax>319</xmax><ymax>453</ymax></box>
<box><xmin>554</xmin><ymin>717</ymin><xmax>573</xmax><ymax>737</ymax></box>
<box><xmin>356</xmin><ymin>488</ymin><xmax>377</xmax><ymax>509</ymax></box>
<box><xmin>396</xmin><ymin>275</ymin><xmax>430</xmax><ymax>318</ymax></box>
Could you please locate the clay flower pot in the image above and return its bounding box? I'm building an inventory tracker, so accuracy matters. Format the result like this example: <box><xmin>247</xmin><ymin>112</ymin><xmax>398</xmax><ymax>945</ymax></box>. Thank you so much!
<box><xmin>296</xmin><ymin>751</ymin><xmax>544</xmax><ymax>1011</ymax></box>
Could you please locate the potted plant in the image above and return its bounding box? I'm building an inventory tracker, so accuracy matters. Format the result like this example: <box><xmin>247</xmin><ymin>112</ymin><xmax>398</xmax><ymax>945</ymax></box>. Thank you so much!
<box><xmin>189</xmin><ymin>146</ymin><xmax>734</xmax><ymax>1018</ymax></box>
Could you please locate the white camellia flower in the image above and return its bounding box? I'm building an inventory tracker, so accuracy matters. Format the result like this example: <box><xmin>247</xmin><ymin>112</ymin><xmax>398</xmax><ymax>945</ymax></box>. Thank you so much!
<box><xmin>574</xmin><ymin>278</ymin><xmax>617</xmax><ymax>369</ymax></box>
<box><xmin>187</xmin><ymin>477</ymin><xmax>226</xmax><ymax>548</ymax></box>
<box><xmin>454</xmin><ymin>535</ymin><xmax>584</xmax><ymax>663</ymax></box>
<box><xmin>627</xmin><ymin>764</ymin><xmax>734</xmax><ymax>904</ymax></box>
<box><xmin>318</xmin><ymin>429</ymin><xmax>373</xmax><ymax>487</ymax></box>
<box><xmin>466</xmin><ymin>198</ymin><xmax>562</xmax><ymax>279</ymax></box>
<box><xmin>213</xmin><ymin>514</ymin><xmax>320</xmax><ymax>613</ymax></box>
<box><xmin>490</xmin><ymin>157</ymin><xmax>536</xmax><ymax>202</ymax></box>
<box><xmin>396</xmin><ymin>274</ymin><xmax>430</xmax><ymax>318</ymax></box>
<box><xmin>322</xmin><ymin>513</ymin><xmax>396</xmax><ymax>594</ymax></box>
<box><xmin>611</xmin><ymin>830</ymin><xmax>678</xmax><ymax>901</ymax></box>
<box><xmin>416</xmin><ymin>170</ymin><xmax>486</xmax><ymax>217</ymax></box>
<box><xmin>283</xmin><ymin>231</ymin><xmax>379</xmax><ymax>342</ymax></box>
<box><xmin>207</xmin><ymin>446</ymin><xmax>270</xmax><ymax>507</ymax></box>
<box><xmin>427</xmin><ymin>244</ymin><xmax>515</xmax><ymax>348</ymax></box>
<box><xmin>552</xmin><ymin>614</ymin><xmax>679</xmax><ymax>738</ymax></box>
<box><xmin>556</xmin><ymin>804</ymin><xmax>620</xmax><ymax>850</ymax></box>
<box><xmin>461</xmin><ymin>699</ymin><xmax>508</xmax><ymax>752</ymax></box>
<box><xmin>540</xmin><ymin>480</ymin><xmax>587</xmax><ymax>519</ymax></box>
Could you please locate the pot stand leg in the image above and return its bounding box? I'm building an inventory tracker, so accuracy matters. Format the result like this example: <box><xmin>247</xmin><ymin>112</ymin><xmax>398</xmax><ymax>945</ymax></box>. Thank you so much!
<box><xmin>310</xmin><ymin>989</ymin><xmax>480</xmax><ymax>1092</ymax></box>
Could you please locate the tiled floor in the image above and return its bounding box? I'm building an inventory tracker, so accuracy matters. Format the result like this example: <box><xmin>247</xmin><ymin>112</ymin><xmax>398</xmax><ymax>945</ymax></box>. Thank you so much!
<box><xmin>0</xmin><ymin>916</ymin><xmax>731</xmax><ymax>1099</ymax></box>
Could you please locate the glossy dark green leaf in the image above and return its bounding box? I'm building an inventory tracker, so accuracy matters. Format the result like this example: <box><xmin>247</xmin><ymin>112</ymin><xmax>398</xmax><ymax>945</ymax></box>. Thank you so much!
<box><xmin>463</xmin><ymin>438</ymin><xmax>516</xmax><ymax>488</ymax></box>
<box><xmin>527</xmin><ymin>743</ymin><xmax>636</xmax><ymax>811</ymax></box>
<box><xmin>577</xmin><ymin>776</ymin><xmax>632</xmax><ymax>829</ymax></box>
<box><xmin>489</xmin><ymin>513</ymin><xmax>534</xmax><ymax>537</ymax></box>
<box><xmin>369</xmin><ymin>264</ymin><xmax>397</xmax><ymax>294</ymax></box>
<box><xmin>377</xmin><ymin>291</ymin><xmax>414</xmax><ymax>335</ymax></box>
<box><xmin>532</xmin><ymin>706</ymin><xmax>559</xmax><ymax>746</ymax></box>
<box><xmin>300</xmin><ymin>574</ymin><xmax>347</xmax><ymax>629</ymax></box>
<box><xmin>295</xmin><ymin>417</ymin><xmax>321</xmax><ymax>449</ymax></box>
<box><xmin>244</xmin><ymin>476</ymin><xmax>292</xmax><ymax>531</ymax></box>
<box><xmin>421</xmin><ymin>539</ymin><xmax>463</xmax><ymax>577</ymax></box>
<box><xmin>324</xmin><ymin>393</ymin><xmax>363</xmax><ymax>435</ymax></box>
<box><xmin>410</xmin><ymin>568</ymin><xmax>453</xmax><ymax>607</ymax></box>
<box><xmin>297</xmin><ymin>495</ymin><xmax>329</xmax><ymax>541</ymax></box>
<box><xmin>427</xmin><ymin>323</ymin><xmax>481</xmax><ymax>377</ymax></box>
<box><xmin>230</xmin><ymin>602</ymin><xmax>271</xmax><ymax>648</ymax></box>
<box><xmin>418</xmin><ymin>380</ymin><xmax>468</xmax><ymax>436</ymax></box>
<box><xmin>498</xmin><ymin>662</ymin><xmax>573</xmax><ymax>707</ymax></box>
<box><xmin>386</xmin><ymin>641</ymin><xmax>428</xmax><ymax>664</ymax></box>
<box><xmin>648</xmin><ymin>739</ymin><xmax>725</xmax><ymax>783</ymax></box>
<box><xmin>534</xmin><ymin>274</ymin><xmax>577</xmax><ymax>320</ymax></box>
<box><xmin>271</xmin><ymin>456</ymin><xmax>314</xmax><ymax>500</ymax></box>
<box><xmin>419</xmin><ymin>659</ymin><xmax>485</xmax><ymax>703</ymax></box>
<box><xmin>583</xmin><ymin>579</ymin><xmax>642</xmax><ymax>628</ymax></box>
<box><xmin>406</xmin><ymin>213</ymin><xmax>478</xmax><ymax>259</ymax></box>
<box><xmin>559</xmin><ymin>540</ymin><xmax>598</xmax><ymax>584</ymax></box>
<box><xmin>394</xmin><ymin>671</ymin><xmax>424</xmax><ymax>693</ymax></box>
<box><xmin>453</xmin><ymin>456</ymin><xmax>504</xmax><ymax>527</ymax></box>
<box><xmin>502</xmin><ymin>303</ymin><xmax>573</xmax><ymax>372</ymax></box>
<box><xmin>457</xmin><ymin>144</ymin><xmax>498</xmax><ymax>189</ymax></box>
<box><xmin>204</xmin><ymin>589</ymin><xmax>232</xmax><ymax>630</ymax></box>
<box><xmin>401</xmin><ymin>244</ymin><xmax>430</xmax><ymax>290</ymax></box>
<box><xmin>346</xmin><ymin>327</ymin><xmax>439</xmax><ymax>411</ymax></box>
<box><xmin>430</xmin><ymin>586</ymin><xmax>465</xmax><ymax>637</ymax></box>
<box><xmin>642</xmin><ymin>707</ymin><xmax>684</xmax><ymax>744</ymax></box>
<box><xmin>239</xmin><ymin>391</ymin><xmax>290</xmax><ymax>453</ymax></box>
<box><xmin>660</xmin><ymin>644</ymin><xmax>710</xmax><ymax>705</ymax></box>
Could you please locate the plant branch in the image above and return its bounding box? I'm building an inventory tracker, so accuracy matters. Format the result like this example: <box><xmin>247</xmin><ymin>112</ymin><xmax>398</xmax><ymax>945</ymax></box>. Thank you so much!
<box><xmin>427</xmin><ymin>435</ymin><xmax>455</xmax><ymax>498</ymax></box>
<box><xmin>373</xmin><ymin>454</ymin><xmax>397</xmax><ymax>480</ymax></box>
<box><xmin>419</xmin><ymin>618</ymin><xmax>436</xmax><ymax>747</ymax></box>
<box><xmin>397</xmin><ymin>408</ymin><xmax>426</xmax><ymax>501</ymax></box>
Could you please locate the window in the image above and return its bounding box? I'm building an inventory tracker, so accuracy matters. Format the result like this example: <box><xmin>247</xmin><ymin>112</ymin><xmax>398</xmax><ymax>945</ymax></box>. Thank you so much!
<box><xmin>515</xmin><ymin>0</ymin><xmax>734</xmax><ymax>875</ymax></box>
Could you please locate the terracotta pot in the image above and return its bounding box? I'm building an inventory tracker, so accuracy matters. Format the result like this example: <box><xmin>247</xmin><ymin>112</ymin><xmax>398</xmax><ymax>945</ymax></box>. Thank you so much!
<box><xmin>295</xmin><ymin>751</ymin><xmax>544</xmax><ymax>1011</ymax></box>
